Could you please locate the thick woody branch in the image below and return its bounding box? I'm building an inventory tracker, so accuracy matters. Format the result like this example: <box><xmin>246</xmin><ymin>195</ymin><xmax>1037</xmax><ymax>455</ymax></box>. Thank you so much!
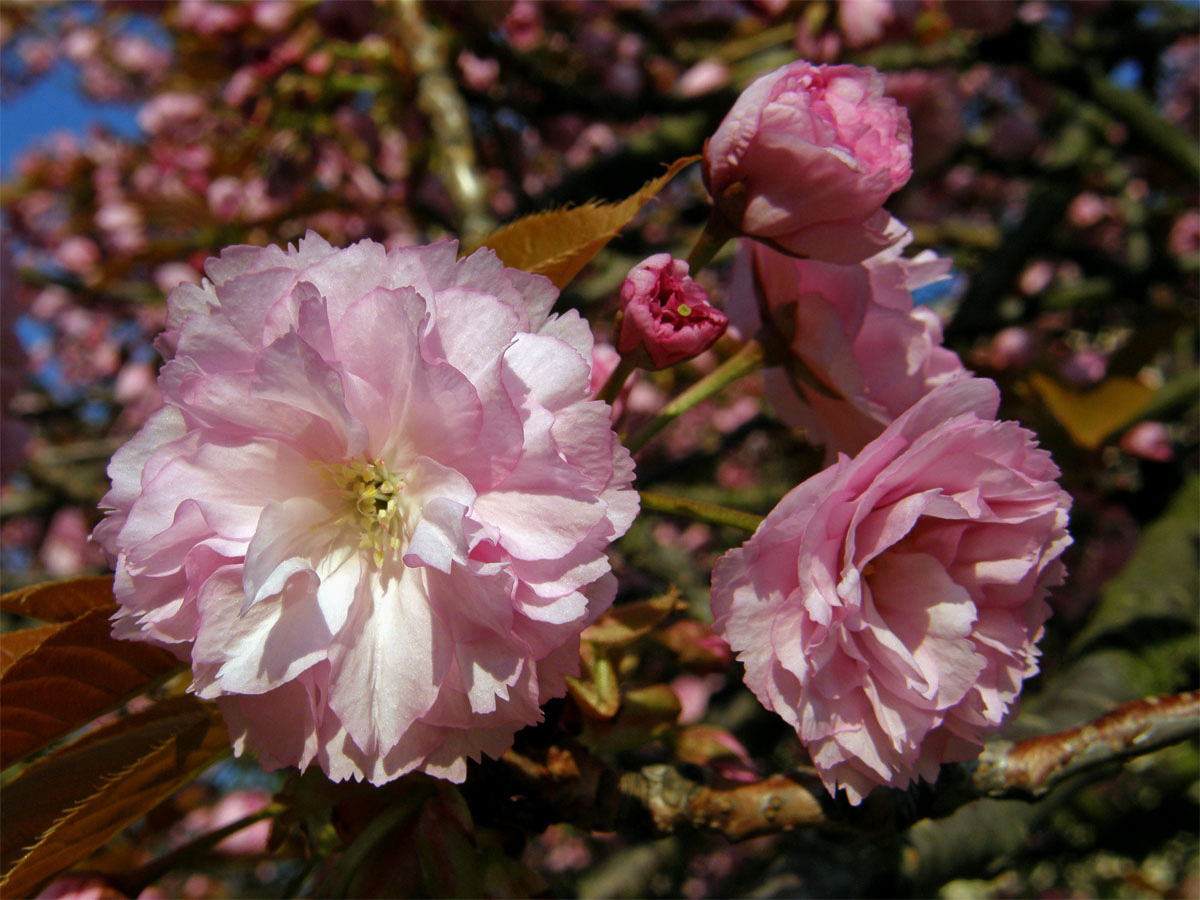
<box><xmin>618</xmin><ymin>766</ymin><xmax>834</xmax><ymax>841</ymax></box>
<box><xmin>967</xmin><ymin>690</ymin><xmax>1200</xmax><ymax>801</ymax></box>
<box><xmin>500</xmin><ymin>692</ymin><xmax>1199</xmax><ymax>842</ymax></box>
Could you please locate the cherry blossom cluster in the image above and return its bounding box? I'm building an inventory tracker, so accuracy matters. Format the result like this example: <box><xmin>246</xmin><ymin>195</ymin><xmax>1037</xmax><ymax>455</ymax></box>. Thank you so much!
<box><xmin>698</xmin><ymin>60</ymin><xmax>1071</xmax><ymax>803</ymax></box>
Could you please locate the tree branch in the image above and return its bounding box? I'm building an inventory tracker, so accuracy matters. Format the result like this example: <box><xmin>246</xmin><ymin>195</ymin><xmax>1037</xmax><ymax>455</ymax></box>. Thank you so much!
<box><xmin>968</xmin><ymin>690</ymin><xmax>1200</xmax><ymax>801</ymax></box>
<box><xmin>500</xmin><ymin>691</ymin><xmax>1199</xmax><ymax>842</ymax></box>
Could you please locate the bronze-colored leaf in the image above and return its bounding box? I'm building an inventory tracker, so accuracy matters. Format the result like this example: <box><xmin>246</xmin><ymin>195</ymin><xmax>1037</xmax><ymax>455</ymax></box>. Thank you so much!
<box><xmin>651</xmin><ymin>619</ymin><xmax>730</xmax><ymax>668</ymax></box>
<box><xmin>675</xmin><ymin>725</ymin><xmax>753</xmax><ymax>768</ymax></box>
<box><xmin>472</xmin><ymin>155</ymin><xmax>699</xmax><ymax>289</ymax></box>
<box><xmin>0</xmin><ymin>623</ymin><xmax>67</xmax><ymax>678</ymax></box>
<box><xmin>0</xmin><ymin>607</ymin><xmax>183</xmax><ymax>769</ymax></box>
<box><xmin>1027</xmin><ymin>373</ymin><xmax>1154</xmax><ymax>450</ymax></box>
<box><xmin>0</xmin><ymin>575</ymin><xmax>118</xmax><ymax>623</ymax></box>
<box><xmin>0</xmin><ymin>696</ymin><xmax>228</xmax><ymax>899</ymax></box>
<box><xmin>581</xmin><ymin>588</ymin><xmax>681</xmax><ymax>648</ymax></box>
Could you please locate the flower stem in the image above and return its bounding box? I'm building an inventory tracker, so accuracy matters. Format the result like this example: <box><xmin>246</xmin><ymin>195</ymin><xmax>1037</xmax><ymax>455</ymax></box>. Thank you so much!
<box><xmin>626</xmin><ymin>340</ymin><xmax>765</xmax><ymax>454</ymax></box>
<box><xmin>120</xmin><ymin>802</ymin><xmax>284</xmax><ymax>895</ymax></box>
<box><xmin>639</xmin><ymin>491</ymin><xmax>763</xmax><ymax>532</ymax></box>
<box><xmin>686</xmin><ymin>212</ymin><xmax>736</xmax><ymax>274</ymax></box>
<box><xmin>598</xmin><ymin>354</ymin><xmax>638</xmax><ymax>407</ymax></box>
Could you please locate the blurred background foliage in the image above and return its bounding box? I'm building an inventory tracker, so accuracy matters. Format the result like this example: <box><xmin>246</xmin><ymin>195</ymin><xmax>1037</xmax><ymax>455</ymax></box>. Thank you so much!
<box><xmin>1</xmin><ymin>1</ymin><xmax>1197</xmax><ymax>897</ymax></box>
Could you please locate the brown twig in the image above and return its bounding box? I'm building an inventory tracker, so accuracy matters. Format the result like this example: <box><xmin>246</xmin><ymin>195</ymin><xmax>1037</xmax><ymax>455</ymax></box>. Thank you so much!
<box><xmin>501</xmin><ymin>691</ymin><xmax>1199</xmax><ymax>842</ymax></box>
<box><xmin>619</xmin><ymin>766</ymin><xmax>833</xmax><ymax>840</ymax></box>
<box><xmin>969</xmin><ymin>690</ymin><xmax>1200</xmax><ymax>800</ymax></box>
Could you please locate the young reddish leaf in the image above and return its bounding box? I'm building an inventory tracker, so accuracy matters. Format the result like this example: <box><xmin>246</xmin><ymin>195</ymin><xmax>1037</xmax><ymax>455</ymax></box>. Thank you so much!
<box><xmin>0</xmin><ymin>622</ymin><xmax>67</xmax><ymax>678</ymax></box>
<box><xmin>581</xmin><ymin>588</ymin><xmax>681</xmax><ymax>648</ymax></box>
<box><xmin>0</xmin><ymin>607</ymin><xmax>183</xmax><ymax>769</ymax></box>
<box><xmin>675</xmin><ymin>725</ymin><xmax>746</xmax><ymax>765</ymax></box>
<box><xmin>472</xmin><ymin>155</ymin><xmax>699</xmax><ymax>289</ymax></box>
<box><xmin>0</xmin><ymin>576</ymin><xmax>119</xmax><ymax>623</ymax></box>
<box><xmin>1027</xmin><ymin>373</ymin><xmax>1155</xmax><ymax>450</ymax></box>
<box><xmin>0</xmin><ymin>696</ymin><xmax>228</xmax><ymax>899</ymax></box>
<box><xmin>1</xmin><ymin>697</ymin><xmax>213</xmax><ymax>876</ymax></box>
<box><xmin>651</xmin><ymin>619</ymin><xmax>733</xmax><ymax>669</ymax></box>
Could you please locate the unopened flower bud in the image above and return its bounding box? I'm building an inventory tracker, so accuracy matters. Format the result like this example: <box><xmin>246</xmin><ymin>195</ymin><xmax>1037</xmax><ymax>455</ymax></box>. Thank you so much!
<box><xmin>617</xmin><ymin>254</ymin><xmax>728</xmax><ymax>370</ymax></box>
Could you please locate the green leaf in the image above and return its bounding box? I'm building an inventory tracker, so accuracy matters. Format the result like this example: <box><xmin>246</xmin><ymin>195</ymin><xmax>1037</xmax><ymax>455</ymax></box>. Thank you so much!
<box><xmin>416</xmin><ymin>784</ymin><xmax>481</xmax><ymax>900</ymax></box>
<box><xmin>0</xmin><ymin>575</ymin><xmax>120</xmax><ymax>623</ymax></box>
<box><xmin>1019</xmin><ymin>476</ymin><xmax>1200</xmax><ymax>737</ymax></box>
<box><xmin>565</xmin><ymin>644</ymin><xmax>620</xmax><ymax>719</ymax></box>
<box><xmin>0</xmin><ymin>696</ymin><xmax>228</xmax><ymax>899</ymax></box>
<box><xmin>472</xmin><ymin>155</ymin><xmax>699</xmax><ymax>289</ymax></box>
<box><xmin>581</xmin><ymin>588</ymin><xmax>681</xmax><ymax>648</ymax></box>
<box><xmin>0</xmin><ymin>607</ymin><xmax>183</xmax><ymax>769</ymax></box>
<box><xmin>1027</xmin><ymin>373</ymin><xmax>1155</xmax><ymax>450</ymax></box>
<box><xmin>581</xmin><ymin>684</ymin><xmax>682</xmax><ymax>755</ymax></box>
<box><xmin>1068</xmin><ymin>474</ymin><xmax>1200</xmax><ymax>670</ymax></box>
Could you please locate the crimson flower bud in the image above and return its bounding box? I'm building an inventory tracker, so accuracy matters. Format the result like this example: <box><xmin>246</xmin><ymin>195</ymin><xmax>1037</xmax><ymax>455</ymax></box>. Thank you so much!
<box><xmin>617</xmin><ymin>254</ymin><xmax>728</xmax><ymax>370</ymax></box>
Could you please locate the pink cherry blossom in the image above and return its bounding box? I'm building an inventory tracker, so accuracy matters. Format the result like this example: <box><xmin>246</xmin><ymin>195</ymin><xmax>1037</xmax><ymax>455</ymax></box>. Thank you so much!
<box><xmin>839</xmin><ymin>0</ymin><xmax>897</xmax><ymax>48</ymax></box>
<box><xmin>1119</xmin><ymin>421</ymin><xmax>1173</xmax><ymax>463</ymax></box>
<box><xmin>93</xmin><ymin>233</ymin><xmax>638</xmax><ymax>784</ymax></box>
<box><xmin>711</xmin><ymin>378</ymin><xmax>1072</xmax><ymax>805</ymax></box>
<box><xmin>137</xmin><ymin>92</ymin><xmax>207</xmax><ymax>136</ymax></box>
<box><xmin>617</xmin><ymin>254</ymin><xmax>728</xmax><ymax>370</ymax></box>
<box><xmin>729</xmin><ymin>222</ymin><xmax>965</xmax><ymax>459</ymax></box>
<box><xmin>703</xmin><ymin>60</ymin><xmax>912</xmax><ymax>264</ymax></box>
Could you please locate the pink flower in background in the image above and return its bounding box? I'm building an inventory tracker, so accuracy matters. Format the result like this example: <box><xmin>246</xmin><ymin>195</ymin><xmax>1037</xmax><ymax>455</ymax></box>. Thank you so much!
<box><xmin>1120</xmin><ymin>421</ymin><xmax>1173</xmax><ymax>463</ymax></box>
<box><xmin>35</xmin><ymin>876</ymin><xmax>125</xmax><ymax>900</ymax></box>
<box><xmin>729</xmin><ymin>222</ymin><xmax>965</xmax><ymax>459</ymax></box>
<box><xmin>617</xmin><ymin>254</ymin><xmax>728</xmax><ymax>369</ymax></box>
<box><xmin>885</xmin><ymin>69</ymin><xmax>965</xmax><ymax>172</ymax></box>
<box><xmin>838</xmin><ymin>0</ymin><xmax>896</xmax><ymax>48</ymax></box>
<box><xmin>173</xmin><ymin>789</ymin><xmax>272</xmax><ymax>855</ymax></box>
<box><xmin>93</xmin><ymin>233</ymin><xmax>638</xmax><ymax>784</ymax></box>
<box><xmin>703</xmin><ymin>60</ymin><xmax>912</xmax><ymax>264</ymax></box>
<box><xmin>137</xmin><ymin>92</ymin><xmax>207</xmax><ymax>136</ymax></box>
<box><xmin>711</xmin><ymin>378</ymin><xmax>1072</xmax><ymax>804</ymax></box>
<box><xmin>676</xmin><ymin>58</ymin><xmax>730</xmax><ymax>98</ymax></box>
<box><xmin>39</xmin><ymin>508</ymin><xmax>107</xmax><ymax>576</ymax></box>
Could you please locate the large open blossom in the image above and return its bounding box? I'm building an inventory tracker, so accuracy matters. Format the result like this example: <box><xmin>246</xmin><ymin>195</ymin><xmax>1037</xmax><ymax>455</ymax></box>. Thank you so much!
<box><xmin>93</xmin><ymin>233</ymin><xmax>638</xmax><ymax>784</ymax></box>
<box><xmin>711</xmin><ymin>378</ymin><xmax>1071</xmax><ymax>804</ymax></box>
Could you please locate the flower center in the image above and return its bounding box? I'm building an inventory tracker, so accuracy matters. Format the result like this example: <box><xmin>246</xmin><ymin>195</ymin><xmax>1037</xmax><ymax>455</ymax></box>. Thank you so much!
<box><xmin>325</xmin><ymin>458</ymin><xmax>410</xmax><ymax>566</ymax></box>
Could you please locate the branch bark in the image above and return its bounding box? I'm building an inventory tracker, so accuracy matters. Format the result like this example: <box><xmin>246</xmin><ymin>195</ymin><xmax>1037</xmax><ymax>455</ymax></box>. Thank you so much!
<box><xmin>500</xmin><ymin>691</ymin><xmax>1199</xmax><ymax>843</ymax></box>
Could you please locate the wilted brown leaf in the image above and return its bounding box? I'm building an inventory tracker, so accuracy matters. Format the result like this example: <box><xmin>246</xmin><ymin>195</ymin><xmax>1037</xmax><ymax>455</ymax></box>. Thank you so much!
<box><xmin>0</xmin><ymin>696</ymin><xmax>228</xmax><ymax>899</ymax></box>
<box><xmin>0</xmin><ymin>575</ymin><xmax>119</xmax><ymax>623</ymax></box>
<box><xmin>473</xmin><ymin>155</ymin><xmax>699</xmax><ymax>289</ymax></box>
<box><xmin>0</xmin><ymin>607</ymin><xmax>183</xmax><ymax>769</ymax></box>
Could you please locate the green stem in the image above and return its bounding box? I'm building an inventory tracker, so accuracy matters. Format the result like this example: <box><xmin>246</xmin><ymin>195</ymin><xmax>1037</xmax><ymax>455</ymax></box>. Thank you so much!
<box><xmin>686</xmin><ymin>212</ymin><xmax>736</xmax><ymax>274</ymax></box>
<box><xmin>639</xmin><ymin>491</ymin><xmax>763</xmax><ymax>533</ymax></box>
<box><xmin>626</xmin><ymin>341</ymin><xmax>765</xmax><ymax>454</ymax></box>
<box><xmin>121</xmin><ymin>802</ymin><xmax>285</xmax><ymax>895</ymax></box>
<box><xmin>598</xmin><ymin>354</ymin><xmax>638</xmax><ymax>407</ymax></box>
